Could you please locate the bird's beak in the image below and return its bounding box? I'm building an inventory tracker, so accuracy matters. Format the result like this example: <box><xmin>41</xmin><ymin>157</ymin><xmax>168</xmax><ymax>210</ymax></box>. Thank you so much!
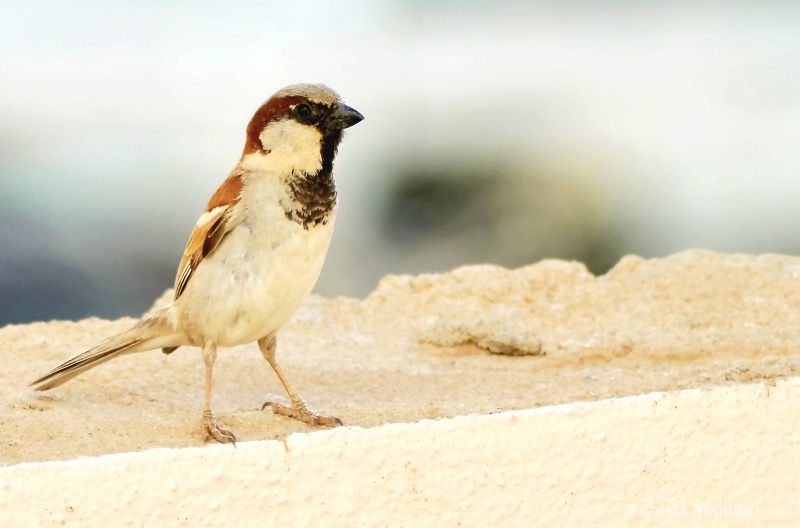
<box><xmin>324</xmin><ymin>103</ymin><xmax>364</xmax><ymax>130</ymax></box>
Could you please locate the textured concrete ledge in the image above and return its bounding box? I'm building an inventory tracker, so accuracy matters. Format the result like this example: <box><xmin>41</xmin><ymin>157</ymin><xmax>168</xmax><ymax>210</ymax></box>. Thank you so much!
<box><xmin>2</xmin><ymin>251</ymin><xmax>800</xmax><ymax>525</ymax></box>
<box><xmin>1</xmin><ymin>378</ymin><xmax>797</xmax><ymax>526</ymax></box>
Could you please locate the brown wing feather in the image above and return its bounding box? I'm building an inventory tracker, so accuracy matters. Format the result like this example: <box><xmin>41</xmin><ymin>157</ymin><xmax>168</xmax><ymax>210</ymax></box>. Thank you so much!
<box><xmin>173</xmin><ymin>172</ymin><xmax>245</xmax><ymax>301</ymax></box>
<box><xmin>173</xmin><ymin>212</ymin><xmax>224</xmax><ymax>299</ymax></box>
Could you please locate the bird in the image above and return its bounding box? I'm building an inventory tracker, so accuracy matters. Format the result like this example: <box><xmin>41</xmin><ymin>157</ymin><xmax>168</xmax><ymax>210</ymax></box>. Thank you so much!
<box><xmin>31</xmin><ymin>83</ymin><xmax>364</xmax><ymax>444</ymax></box>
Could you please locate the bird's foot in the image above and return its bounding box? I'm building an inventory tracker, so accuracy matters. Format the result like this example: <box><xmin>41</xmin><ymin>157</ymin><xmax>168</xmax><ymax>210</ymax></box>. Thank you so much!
<box><xmin>262</xmin><ymin>400</ymin><xmax>342</xmax><ymax>427</ymax></box>
<box><xmin>203</xmin><ymin>412</ymin><xmax>237</xmax><ymax>445</ymax></box>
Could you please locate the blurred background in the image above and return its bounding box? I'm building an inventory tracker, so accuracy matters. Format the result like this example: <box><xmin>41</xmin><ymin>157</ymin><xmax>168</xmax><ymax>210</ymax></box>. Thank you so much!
<box><xmin>1</xmin><ymin>0</ymin><xmax>799</xmax><ymax>325</ymax></box>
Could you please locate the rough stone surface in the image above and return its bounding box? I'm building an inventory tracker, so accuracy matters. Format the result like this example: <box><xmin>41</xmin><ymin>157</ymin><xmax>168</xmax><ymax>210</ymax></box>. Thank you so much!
<box><xmin>2</xmin><ymin>380</ymin><xmax>797</xmax><ymax>526</ymax></box>
<box><xmin>2</xmin><ymin>250</ymin><xmax>800</xmax><ymax>466</ymax></box>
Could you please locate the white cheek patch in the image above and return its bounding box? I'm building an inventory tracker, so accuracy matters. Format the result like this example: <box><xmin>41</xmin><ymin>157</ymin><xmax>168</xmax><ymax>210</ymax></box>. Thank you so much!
<box><xmin>259</xmin><ymin>119</ymin><xmax>323</xmax><ymax>174</ymax></box>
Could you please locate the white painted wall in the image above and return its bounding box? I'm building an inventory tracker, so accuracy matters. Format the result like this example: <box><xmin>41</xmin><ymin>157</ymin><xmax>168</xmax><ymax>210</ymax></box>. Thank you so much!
<box><xmin>2</xmin><ymin>379</ymin><xmax>797</xmax><ymax>527</ymax></box>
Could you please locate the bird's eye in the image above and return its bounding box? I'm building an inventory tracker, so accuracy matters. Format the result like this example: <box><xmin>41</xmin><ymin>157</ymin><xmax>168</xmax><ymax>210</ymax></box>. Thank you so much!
<box><xmin>296</xmin><ymin>103</ymin><xmax>312</xmax><ymax>117</ymax></box>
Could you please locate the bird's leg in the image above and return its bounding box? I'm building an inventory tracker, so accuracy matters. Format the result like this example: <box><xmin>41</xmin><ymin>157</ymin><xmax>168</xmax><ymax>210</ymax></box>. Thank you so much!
<box><xmin>201</xmin><ymin>342</ymin><xmax>237</xmax><ymax>444</ymax></box>
<box><xmin>258</xmin><ymin>335</ymin><xmax>342</xmax><ymax>427</ymax></box>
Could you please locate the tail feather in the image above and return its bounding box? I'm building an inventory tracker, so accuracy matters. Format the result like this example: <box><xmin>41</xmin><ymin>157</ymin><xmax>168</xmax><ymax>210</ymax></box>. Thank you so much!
<box><xmin>31</xmin><ymin>311</ymin><xmax>180</xmax><ymax>391</ymax></box>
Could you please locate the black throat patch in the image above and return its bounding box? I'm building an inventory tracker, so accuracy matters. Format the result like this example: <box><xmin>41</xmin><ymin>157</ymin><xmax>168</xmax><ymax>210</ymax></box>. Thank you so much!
<box><xmin>283</xmin><ymin>130</ymin><xmax>341</xmax><ymax>229</ymax></box>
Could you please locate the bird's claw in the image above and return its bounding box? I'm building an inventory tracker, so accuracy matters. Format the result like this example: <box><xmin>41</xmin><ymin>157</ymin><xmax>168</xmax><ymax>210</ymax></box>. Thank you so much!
<box><xmin>261</xmin><ymin>401</ymin><xmax>343</xmax><ymax>427</ymax></box>
<box><xmin>203</xmin><ymin>414</ymin><xmax>237</xmax><ymax>445</ymax></box>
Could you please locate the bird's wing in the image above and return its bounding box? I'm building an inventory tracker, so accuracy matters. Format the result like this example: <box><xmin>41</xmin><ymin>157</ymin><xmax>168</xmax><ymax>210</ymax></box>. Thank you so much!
<box><xmin>173</xmin><ymin>171</ymin><xmax>245</xmax><ymax>300</ymax></box>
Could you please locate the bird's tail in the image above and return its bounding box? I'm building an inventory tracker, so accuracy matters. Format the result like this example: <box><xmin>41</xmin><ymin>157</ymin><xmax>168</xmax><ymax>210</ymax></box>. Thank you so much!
<box><xmin>31</xmin><ymin>308</ymin><xmax>181</xmax><ymax>391</ymax></box>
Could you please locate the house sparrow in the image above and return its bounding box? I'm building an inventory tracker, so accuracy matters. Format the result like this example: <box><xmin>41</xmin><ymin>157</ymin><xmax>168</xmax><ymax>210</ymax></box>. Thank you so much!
<box><xmin>31</xmin><ymin>83</ymin><xmax>364</xmax><ymax>444</ymax></box>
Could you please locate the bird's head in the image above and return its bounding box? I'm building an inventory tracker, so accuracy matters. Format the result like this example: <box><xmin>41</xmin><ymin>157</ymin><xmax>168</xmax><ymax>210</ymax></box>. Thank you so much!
<box><xmin>241</xmin><ymin>83</ymin><xmax>364</xmax><ymax>175</ymax></box>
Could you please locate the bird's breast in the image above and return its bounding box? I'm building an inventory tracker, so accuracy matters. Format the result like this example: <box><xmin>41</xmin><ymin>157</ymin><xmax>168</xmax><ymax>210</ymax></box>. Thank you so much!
<box><xmin>178</xmin><ymin>188</ymin><xmax>337</xmax><ymax>346</ymax></box>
